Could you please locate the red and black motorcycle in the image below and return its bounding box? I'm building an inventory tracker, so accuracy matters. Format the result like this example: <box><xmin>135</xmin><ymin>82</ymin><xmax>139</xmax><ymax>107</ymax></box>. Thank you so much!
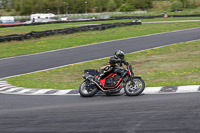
<box><xmin>79</xmin><ymin>64</ymin><xmax>145</xmax><ymax>97</ymax></box>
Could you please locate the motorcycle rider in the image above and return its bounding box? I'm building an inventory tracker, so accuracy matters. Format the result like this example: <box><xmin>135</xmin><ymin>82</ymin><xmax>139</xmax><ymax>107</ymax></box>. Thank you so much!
<box><xmin>95</xmin><ymin>50</ymin><xmax>129</xmax><ymax>83</ymax></box>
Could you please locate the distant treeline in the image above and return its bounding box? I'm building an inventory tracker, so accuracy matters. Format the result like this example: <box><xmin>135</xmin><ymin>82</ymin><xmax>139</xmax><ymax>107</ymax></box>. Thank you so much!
<box><xmin>0</xmin><ymin>0</ymin><xmax>153</xmax><ymax>15</ymax></box>
<box><xmin>0</xmin><ymin>0</ymin><xmax>199</xmax><ymax>15</ymax></box>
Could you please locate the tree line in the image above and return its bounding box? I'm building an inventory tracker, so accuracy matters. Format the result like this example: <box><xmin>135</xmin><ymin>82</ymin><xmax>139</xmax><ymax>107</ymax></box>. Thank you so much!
<box><xmin>1</xmin><ymin>0</ymin><xmax>153</xmax><ymax>15</ymax></box>
<box><xmin>0</xmin><ymin>0</ymin><xmax>199</xmax><ymax>15</ymax></box>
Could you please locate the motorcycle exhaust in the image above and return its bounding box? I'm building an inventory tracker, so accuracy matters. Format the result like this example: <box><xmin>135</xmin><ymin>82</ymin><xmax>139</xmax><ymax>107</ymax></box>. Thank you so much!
<box><xmin>86</xmin><ymin>77</ymin><xmax>122</xmax><ymax>93</ymax></box>
<box><xmin>108</xmin><ymin>83</ymin><xmax>123</xmax><ymax>93</ymax></box>
<box><xmin>89</xmin><ymin>79</ymin><xmax>108</xmax><ymax>93</ymax></box>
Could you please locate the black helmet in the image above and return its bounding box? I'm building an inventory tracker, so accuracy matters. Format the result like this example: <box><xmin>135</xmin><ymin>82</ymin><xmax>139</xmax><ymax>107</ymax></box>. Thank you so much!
<box><xmin>114</xmin><ymin>50</ymin><xmax>125</xmax><ymax>59</ymax></box>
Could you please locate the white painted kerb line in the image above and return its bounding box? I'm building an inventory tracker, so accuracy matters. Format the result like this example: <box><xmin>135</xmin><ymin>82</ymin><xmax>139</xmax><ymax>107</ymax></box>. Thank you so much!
<box><xmin>142</xmin><ymin>87</ymin><xmax>162</xmax><ymax>94</ymax></box>
<box><xmin>176</xmin><ymin>85</ymin><xmax>199</xmax><ymax>93</ymax></box>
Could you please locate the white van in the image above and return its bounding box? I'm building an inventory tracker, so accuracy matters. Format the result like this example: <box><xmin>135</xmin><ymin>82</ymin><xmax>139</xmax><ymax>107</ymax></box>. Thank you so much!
<box><xmin>30</xmin><ymin>13</ymin><xmax>56</xmax><ymax>23</ymax></box>
<box><xmin>0</xmin><ymin>16</ymin><xmax>15</xmax><ymax>23</ymax></box>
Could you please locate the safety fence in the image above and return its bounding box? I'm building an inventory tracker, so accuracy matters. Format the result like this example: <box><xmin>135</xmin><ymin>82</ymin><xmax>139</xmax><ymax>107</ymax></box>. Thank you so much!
<box><xmin>0</xmin><ymin>18</ymin><xmax>113</xmax><ymax>28</ymax></box>
<box><xmin>0</xmin><ymin>21</ymin><xmax>141</xmax><ymax>43</ymax></box>
<box><xmin>0</xmin><ymin>14</ymin><xmax>199</xmax><ymax>28</ymax></box>
<box><xmin>112</xmin><ymin>14</ymin><xmax>200</xmax><ymax>19</ymax></box>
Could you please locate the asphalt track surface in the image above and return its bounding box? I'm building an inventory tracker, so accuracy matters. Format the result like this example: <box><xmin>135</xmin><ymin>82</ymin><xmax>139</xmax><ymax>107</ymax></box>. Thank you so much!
<box><xmin>0</xmin><ymin>93</ymin><xmax>200</xmax><ymax>133</ymax></box>
<box><xmin>0</xmin><ymin>28</ymin><xmax>200</xmax><ymax>79</ymax></box>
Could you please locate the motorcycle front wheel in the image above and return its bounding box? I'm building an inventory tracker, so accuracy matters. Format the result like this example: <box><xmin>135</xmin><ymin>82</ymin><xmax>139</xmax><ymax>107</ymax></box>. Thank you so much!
<box><xmin>124</xmin><ymin>78</ymin><xmax>145</xmax><ymax>96</ymax></box>
<box><xmin>79</xmin><ymin>80</ymin><xmax>98</xmax><ymax>97</ymax></box>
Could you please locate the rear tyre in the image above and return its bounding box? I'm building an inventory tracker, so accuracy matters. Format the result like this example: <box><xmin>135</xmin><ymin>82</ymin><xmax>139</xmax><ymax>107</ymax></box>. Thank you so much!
<box><xmin>124</xmin><ymin>78</ymin><xmax>145</xmax><ymax>96</ymax></box>
<box><xmin>79</xmin><ymin>80</ymin><xmax>98</xmax><ymax>97</ymax></box>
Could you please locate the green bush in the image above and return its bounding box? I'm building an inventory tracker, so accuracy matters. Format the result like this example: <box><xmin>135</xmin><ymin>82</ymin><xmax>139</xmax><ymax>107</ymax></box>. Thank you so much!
<box><xmin>170</xmin><ymin>0</ymin><xmax>183</xmax><ymax>11</ymax></box>
<box><xmin>120</xmin><ymin>4</ymin><xmax>135</xmax><ymax>12</ymax></box>
<box><xmin>186</xmin><ymin>0</ymin><xmax>198</xmax><ymax>8</ymax></box>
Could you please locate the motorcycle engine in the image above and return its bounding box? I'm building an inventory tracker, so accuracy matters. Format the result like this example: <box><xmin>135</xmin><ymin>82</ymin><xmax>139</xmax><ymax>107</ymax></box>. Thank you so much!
<box><xmin>105</xmin><ymin>74</ymin><xmax>121</xmax><ymax>87</ymax></box>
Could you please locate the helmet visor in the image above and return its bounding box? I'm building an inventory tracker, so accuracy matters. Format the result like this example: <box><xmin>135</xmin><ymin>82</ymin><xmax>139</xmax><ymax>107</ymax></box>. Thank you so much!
<box><xmin>119</xmin><ymin>54</ymin><xmax>124</xmax><ymax>59</ymax></box>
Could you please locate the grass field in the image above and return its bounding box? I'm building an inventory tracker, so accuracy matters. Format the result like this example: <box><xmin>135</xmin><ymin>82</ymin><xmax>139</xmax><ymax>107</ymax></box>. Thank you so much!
<box><xmin>0</xmin><ymin>21</ymin><xmax>200</xmax><ymax>58</ymax></box>
<box><xmin>0</xmin><ymin>17</ymin><xmax>200</xmax><ymax>36</ymax></box>
<box><xmin>4</xmin><ymin>40</ymin><xmax>200</xmax><ymax>89</ymax></box>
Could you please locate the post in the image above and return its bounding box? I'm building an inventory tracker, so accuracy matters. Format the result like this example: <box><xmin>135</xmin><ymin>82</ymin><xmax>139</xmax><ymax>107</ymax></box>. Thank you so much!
<box><xmin>63</xmin><ymin>2</ymin><xmax>66</xmax><ymax>14</ymax></box>
<box><xmin>85</xmin><ymin>1</ymin><xmax>88</xmax><ymax>14</ymax></box>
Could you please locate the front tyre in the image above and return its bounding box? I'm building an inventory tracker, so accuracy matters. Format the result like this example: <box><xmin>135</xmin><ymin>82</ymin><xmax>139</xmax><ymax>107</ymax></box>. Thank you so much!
<box><xmin>125</xmin><ymin>78</ymin><xmax>145</xmax><ymax>96</ymax></box>
<box><xmin>79</xmin><ymin>80</ymin><xmax>98</xmax><ymax>97</ymax></box>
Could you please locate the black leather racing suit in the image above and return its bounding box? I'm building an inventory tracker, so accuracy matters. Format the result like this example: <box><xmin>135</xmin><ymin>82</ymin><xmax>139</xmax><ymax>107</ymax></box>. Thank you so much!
<box><xmin>109</xmin><ymin>56</ymin><xmax>128</xmax><ymax>67</ymax></box>
<box><xmin>99</xmin><ymin>56</ymin><xmax>128</xmax><ymax>77</ymax></box>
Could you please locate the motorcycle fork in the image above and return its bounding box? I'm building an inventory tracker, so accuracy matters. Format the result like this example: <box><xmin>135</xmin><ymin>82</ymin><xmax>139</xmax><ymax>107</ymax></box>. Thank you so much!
<box><xmin>129</xmin><ymin>76</ymin><xmax>135</xmax><ymax>87</ymax></box>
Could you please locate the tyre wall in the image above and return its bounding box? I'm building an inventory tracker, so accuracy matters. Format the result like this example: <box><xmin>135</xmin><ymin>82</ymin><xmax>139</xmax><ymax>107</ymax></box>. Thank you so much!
<box><xmin>0</xmin><ymin>21</ymin><xmax>141</xmax><ymax>42</ymax></box>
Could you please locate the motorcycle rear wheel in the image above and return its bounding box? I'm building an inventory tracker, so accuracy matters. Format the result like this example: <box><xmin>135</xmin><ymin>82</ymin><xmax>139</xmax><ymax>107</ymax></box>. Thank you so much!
<box><xmin>79</xmin><ymin>80</ymin><xmax>98</xmax><ymax>97</ymax></box>
<box><xmin>124</xmin><ymin>78</ymin><xmax>145</xmax><ymax>96</ymax></box>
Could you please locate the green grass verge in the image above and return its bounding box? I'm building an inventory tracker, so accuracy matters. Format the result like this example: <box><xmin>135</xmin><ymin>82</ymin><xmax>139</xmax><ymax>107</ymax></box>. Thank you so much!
<box><xmin>0</xmin><ymin>17</ymin><xmax>199</xmax><ymax>36</ymax></box>
<box><xmin>4</xmin><ymin>40</ymin><xmax>200</xmax><ymax>89</ymax></box>
<box><xmin>0</xmin><ymin>22</ymin><xmax>200</xmax><ymax>58</ymax></box>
